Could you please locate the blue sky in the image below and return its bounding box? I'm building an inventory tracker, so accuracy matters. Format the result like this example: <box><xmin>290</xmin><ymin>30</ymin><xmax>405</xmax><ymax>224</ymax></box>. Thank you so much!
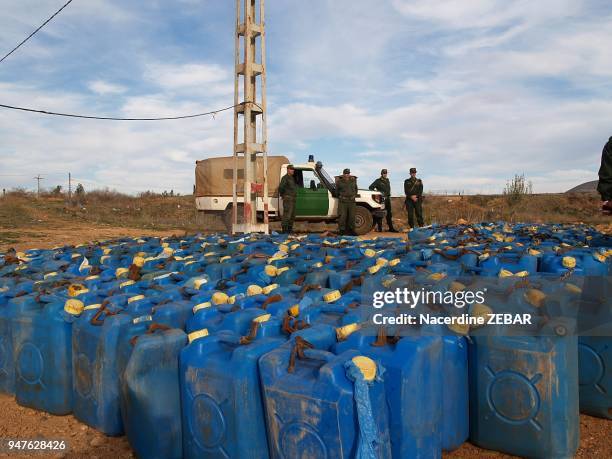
<box><xmin>0</xmin><ymin>0</ymin><xmax>610</xmax><ymax>195</ymax></box>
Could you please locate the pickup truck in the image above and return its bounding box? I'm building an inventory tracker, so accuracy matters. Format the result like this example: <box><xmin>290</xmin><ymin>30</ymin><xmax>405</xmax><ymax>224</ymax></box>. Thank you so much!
<box><xmin>195</xmin><ymin>155</ymin><xmax>386</xmax><ymax>235</ymax></box>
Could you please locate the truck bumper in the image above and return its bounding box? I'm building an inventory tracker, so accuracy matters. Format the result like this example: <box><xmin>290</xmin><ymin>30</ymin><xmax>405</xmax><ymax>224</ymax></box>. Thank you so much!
<box><xmin>372</xmin><ymin>209</ymin><xmax>386</xmax><ymax>219</ymax></box>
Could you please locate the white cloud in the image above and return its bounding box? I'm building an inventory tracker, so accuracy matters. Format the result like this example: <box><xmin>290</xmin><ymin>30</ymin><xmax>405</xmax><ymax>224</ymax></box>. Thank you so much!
<box><xmin>88</xmin><ymin>80</ymin><xmax>127</xmax><ymax>95</ymax></box>
<box><xmin>391</xmin><ymin>0</ymin><xmax>579</xmax><ymax>30</ymax></box>
<box><xmin>144</xmin><ymin>62</ymin><xmax>233</xmax><ymax>96</ymax></box>
<box><xmin>0</xmin><ymin>81</ymin><xmax>233</xmax><ymax>194</ymax></box>
<box><xmin>1</xmin><ymin>0</ymin><xmax>610</xmax><ymax>197</ymax></box>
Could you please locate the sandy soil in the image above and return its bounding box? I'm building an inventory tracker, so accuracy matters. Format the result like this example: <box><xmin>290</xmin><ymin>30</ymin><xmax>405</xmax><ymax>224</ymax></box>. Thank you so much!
<box><xmin>0</xmin><ymin>393</ymin><xmax>610</xmax><ymax>459</ymax></box>
<box><xmin>0</xmin><ymin>225</ymin><xmax>185</xmax><ymax>253</ymax></box>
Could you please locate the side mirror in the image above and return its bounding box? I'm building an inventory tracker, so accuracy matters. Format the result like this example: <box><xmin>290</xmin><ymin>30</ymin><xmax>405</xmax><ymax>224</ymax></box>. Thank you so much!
<box><xmin>310</xmin><ymin>180</ymin><xmax>316</xmax><ymax>191</ymax></box>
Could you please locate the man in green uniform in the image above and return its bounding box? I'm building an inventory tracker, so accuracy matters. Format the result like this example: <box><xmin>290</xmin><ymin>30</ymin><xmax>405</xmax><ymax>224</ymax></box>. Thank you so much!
<box><xmin>278</xmin><ymin>165</ymin><xmax>297</xmax><ymax>233</ymax></box>
<box><xmin>598</xmin><ymin>137</ymin><xmax>612</xmax><ymax>214</ymax></box>
<box><xmin>369</xmin><ymin>169</ymin><xmax>398</xmax><ymax>232</ymax></box>
<box><xmin>404</xmin><ymin>167</ymin><xmax>424</xmax><ymax>228</ymax></box>
<box><xmin>336</xmin><ymin>168</ymin><xmax>358</xmax><ymax>235</ymax></box>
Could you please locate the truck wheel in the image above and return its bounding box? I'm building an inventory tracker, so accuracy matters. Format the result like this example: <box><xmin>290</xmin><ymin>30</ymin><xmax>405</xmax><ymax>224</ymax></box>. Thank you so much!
<box><xmin>354</xmin><ymin>206</ymin><xmax>374</xmax><ymax>235</ymax></box>
<box><xmin>222</xmin><ymin>204</ymin><xmax>243</xmax><ymax>234</ymax></box>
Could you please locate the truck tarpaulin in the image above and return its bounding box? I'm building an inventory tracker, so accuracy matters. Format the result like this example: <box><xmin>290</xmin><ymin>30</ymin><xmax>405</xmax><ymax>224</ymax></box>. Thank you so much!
<box><xmin>195</xmin><ymin>156</ymin><xmax>289</xmax><ymax>197</ymax></box>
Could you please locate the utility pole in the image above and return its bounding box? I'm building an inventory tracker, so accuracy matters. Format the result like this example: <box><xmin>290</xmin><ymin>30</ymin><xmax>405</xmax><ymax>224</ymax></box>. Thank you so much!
<box><xmin>34</xmin><ymin>175</ymin><xmax>43</xmax><ymax>198</ymax></box>
<box><xmin>232</xmin><ymin>0</ymin><xmax>269</xmax><ymax>234</ymax></box>
<box><xmin>68</xmin><ymin>172</ymin><xmax>72</xmax><ymax>205</ymax></box>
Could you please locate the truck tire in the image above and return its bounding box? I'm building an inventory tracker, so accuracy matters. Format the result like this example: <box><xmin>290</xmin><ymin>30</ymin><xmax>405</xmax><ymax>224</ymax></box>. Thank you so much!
<box><xmin>354</xmin><ymin>205</ymin><xmax>374</xmax><ymax>235</ymax></box>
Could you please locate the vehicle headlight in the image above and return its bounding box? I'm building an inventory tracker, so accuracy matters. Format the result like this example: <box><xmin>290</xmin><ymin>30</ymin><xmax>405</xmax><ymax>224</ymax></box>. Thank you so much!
<box><xmin>372</xmin><ymin>194</ymin><xmax>383</xmax><ymax>203</ymax></box>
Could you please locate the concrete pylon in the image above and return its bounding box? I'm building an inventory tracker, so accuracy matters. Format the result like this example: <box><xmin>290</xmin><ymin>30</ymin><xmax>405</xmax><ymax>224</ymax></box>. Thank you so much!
<box><xmin>232</xmin><ymin>0</ymin><xmax>269</xmax><ymax>234</ymax></box>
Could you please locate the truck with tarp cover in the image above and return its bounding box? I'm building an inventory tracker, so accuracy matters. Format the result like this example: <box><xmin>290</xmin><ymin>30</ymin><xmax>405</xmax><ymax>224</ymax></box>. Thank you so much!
<box><xmin>195</xmin><ymin>155</ymin><xmax>386</xmax><ymax>234</ymax></box>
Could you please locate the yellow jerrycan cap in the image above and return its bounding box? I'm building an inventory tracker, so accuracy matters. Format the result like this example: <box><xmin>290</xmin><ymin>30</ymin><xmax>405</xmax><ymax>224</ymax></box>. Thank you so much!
<box><xmin>68</xmin><ymin>284</ymin><xmax>89</xmax><ymax>297</ymax></box>
<box><xmin>524</xmin><ymin>289</ymin><xmax>546</xmax><ymax>308</ymax></box>
<box><xmin>253</xmin><ymin>313</ymin><xmax>272</xmax><ymax>323</ymax></box>
<box><xmin>448</xmin><ymin>322</ymin><xmax>470</xmax><ymax>336</ymax></box>
<box><xmin>262</xmin><ymin>284</ymin><xmax>279</xmax><ymax>295</ymax></box>
<box><xmin>562</xmin><ymin>257</ymin><xmax>576</xmax><ymax>269</ymax></box>
<box><xmin>188</xmin><ymin>328</ymin><xmax>209</xmax><ymax>343</ymax></box>
<box><xmin>64</xmin><ymin>299</ymin><xmax>85</xmax><ymax>316</ymax></box>
<box><xmin>132</xmin><ymin>256</ymin><xmax>145</xmax><ymax>268</ymax></box>
<box><xmin>564</xmin><ymin>283</ymin><xmax>582</xmax><ymax>294</ymax></box>
<box><xmin>323</xmin><ymin>290</ymin><xmax>342</xmax><ymax>303</ymax></box>
<box><xmin>288</xmin><ymin>304</ymin><xmax>300</xmax><ymax>317</ymax></box>
<box><xmin>336</xmin><ymin>323</ymin><xmax>361</xmax><ymax>341</ymax></box>
<box><xmin>247</xmin><ymin>285</ymin><xmax>264</xmax><ymax>296</ymax></box>
<box><xmin>212</xmin><ymin>292</ymin><xmax>229</xmax><ymax>305</ymax></box>
<box><xmin>193</xmin><ymin>302</ymin><xmax>212</xmax><ymax>313</ymax></box>
<box><xmin>351</xmin><ymin>356</ymin><xmax>377</xmax><ymax>382</ymax></box>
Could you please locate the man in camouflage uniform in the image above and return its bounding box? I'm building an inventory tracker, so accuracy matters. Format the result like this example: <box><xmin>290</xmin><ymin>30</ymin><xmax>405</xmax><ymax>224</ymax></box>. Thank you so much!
<box><xmin>336</xmin><ymin>168</ymin><xmax>358</xmax><ymax>235</ymax></box>
<box><xmin>278</xmin><ymin>165</ymin><xmax>297</xmax><ymax>233</ymax></box>
<box><xmin>598</xmin><ymin>137</ymin><xmax>612</xmax><ymax>214</ymax></box>
<box><xmin>404</xmin><ymin>167</ymin><xmax>424</xmax><ymax>228</ymax></box>
<box><xmin>369</xmin><ymin>168</ymin><xmax>398</xmax><ymax>232</ymax></box>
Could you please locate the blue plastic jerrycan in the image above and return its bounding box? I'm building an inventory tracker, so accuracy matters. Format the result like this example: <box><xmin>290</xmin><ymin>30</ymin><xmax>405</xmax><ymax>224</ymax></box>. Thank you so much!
<box><xmin>334</xmin><ymin>327</ymin><xmax>443</xmax><ymax>459</ymax></box>
<box><xmin>259</xmin><ymin>325</ymin><xmax>393</xmax><ymax>459</ymax></box>
<box><xmin>115</xmin><ymin>316</ymin><xmax>162</xmax><ymax>384</ymax></box>
<box><xmin>275</xmin><ymin>266</ymin><xmax>307</xmax><ymax>286</ymax></box>
<box><xmin>180</xmin><ymin>314</ymin><xmax>286</xmax><ymax>459</ymax></box>
<box><xmin>299</xmin><ymin>288</ymin><xmax>361</xmax><ymax>325</ymax></box>
<box><xmin>151</xmin><ymin>300</ymin><xmax>193</xmax><ymax>329</ymax></box>
<box><xmin>421</xmin><ymin>322</ymin><xmax>469</xmax><ymax>451</ymax></box>
<box><xmin>578</xmin><ymin>336</ymin><xmax>611</xmax><ymax>419</ymax></box>
<box><xmin>303</xmin><ymin>270</ymin><xmax>331</xmax><ymax>288</ymax></box>
<box><xmin>122</xmin><ymin>328</ymin><xmax>187</xmax><ymax>459</ymax></box>
<box><xmin>72</xmin><ymin>304</ymin><xmax>131</xmax><ymax>435</ymax></box>
<box><xmin>0</xmin><ymin>295</ymin><xmax>18</xmax><ymax>394</ymax></box>
<box><xmin>123</xmin><ymin>295</ymin><xmax>156</xmax><ymax>318</ymax></box>
<box><xmin>235</xmin><ymin>263</ymin><xmax>277</xmax><ymax>286</ymax></box>
<box><xmin>301</xmin><ymin>302</ymin><xmax>361</xmax><ymax>327</ymax></box>
<box><xmin>478</xmin><ymin>253</ymin><xmax>538</xmax><ymax>277</ymax></box>
<box><xmin>12</xmin><ymin>294</ymin><xmax>84</xmax><ymax>415</ymax></box>
<box><xmin>191</xmin><ymin>307</ymin><xmax>272</xmax><ymax>337</ymax></box>
<box><xmin>431</xmin><ymin>249</ymin><xmax>478</xmax><ymax>275</ymax></box>
<box><xmin>185</xmin><ymin>302</ymin><xmax>223</xmax><ymax>334</ymax></box>
<box><xmin>468</xmin><ymin>333</ymin><xmax>579</xmax><ymax>458</ymax></box>
<box><xmin>328</xmin><ymin>270</ymin><xmax>360</xmax><ymax>291</ymax></box>
<box><xmin>540</xmin><ymin>251</ymin><xmax>609</xmax><ymax>276</ymax></box>
<box><xmin>441</xmin><ymin>335</ymin><xmax>469</xmax><ymax>451</ymax></box>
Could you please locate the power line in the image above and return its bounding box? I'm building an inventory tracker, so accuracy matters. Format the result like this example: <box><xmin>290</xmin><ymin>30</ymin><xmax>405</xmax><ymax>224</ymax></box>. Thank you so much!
<box><xmin>0</xmin><ymin>102</ymin><xmax>240</xmax><ymax>121</ymax></box>
<box><xmin>0</xmin><ymin>0</ymin><xmax>75</xmax><ymax>65</ymax></box>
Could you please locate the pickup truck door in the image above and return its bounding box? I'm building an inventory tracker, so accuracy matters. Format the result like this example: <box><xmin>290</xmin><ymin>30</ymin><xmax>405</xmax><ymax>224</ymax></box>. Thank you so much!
<box><xmin>294</xmin><ymin>169</ymin><xmax>329</xmax><ymax>216</ymax></box>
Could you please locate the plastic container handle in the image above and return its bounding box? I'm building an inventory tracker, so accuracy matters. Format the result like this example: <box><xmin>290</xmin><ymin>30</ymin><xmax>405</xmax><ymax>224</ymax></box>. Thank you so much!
<box><xmin>90</xmin><ymin>302</ymin><xmax>121</xmax><ymax>326</ymax></box>
<box><xmin>287</xmin><ymin>336</ymin><xmax>334</xmax><ymax>373</ymax></box>
<box><xmin>130</xmin><ymin>322</ymin><xmax>172</xmax><ymax>346</ymax></box>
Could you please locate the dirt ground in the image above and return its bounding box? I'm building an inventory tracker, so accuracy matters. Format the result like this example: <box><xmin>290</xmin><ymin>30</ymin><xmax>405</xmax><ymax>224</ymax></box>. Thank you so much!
<box><xmin>1</xmin><ymin>223</ymin><xmax>610</xmax><ymax>458</ymax></box>
<box><xmin>0</xmin><ymin>225</ymin><xmax>184</xmax><ymax>253</ymax></box>
<box><xmin>0</xmin><ymin>392</ymin><xmax>610</xmax><ymax>459</ymax></box>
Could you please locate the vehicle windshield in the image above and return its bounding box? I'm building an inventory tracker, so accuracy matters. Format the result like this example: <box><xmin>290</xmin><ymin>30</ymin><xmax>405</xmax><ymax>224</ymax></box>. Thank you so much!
<box><xmin>316</xmin><ymin>163</ymin><xmax>336</xmax><ymax>192</ymax></box>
